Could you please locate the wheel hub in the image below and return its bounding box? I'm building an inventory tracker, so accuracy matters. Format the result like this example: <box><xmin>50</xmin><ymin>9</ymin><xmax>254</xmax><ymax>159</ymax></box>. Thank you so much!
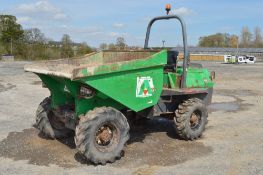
<box><xmin>190</xmin><ymin>112</ymin><xmax>200</xmax><ymax>128</ymax></box>
<box><xmin>96</xmin><ymin>126</ymin><xmax>113</xmax><ymax>146</ymax></box>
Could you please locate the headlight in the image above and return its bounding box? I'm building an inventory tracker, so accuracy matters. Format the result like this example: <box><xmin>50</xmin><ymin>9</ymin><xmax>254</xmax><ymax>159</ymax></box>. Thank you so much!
<box><xmin>79</xmin><ymin>85</ymin><xmax>95</xmax><ymax>98</ymax></box>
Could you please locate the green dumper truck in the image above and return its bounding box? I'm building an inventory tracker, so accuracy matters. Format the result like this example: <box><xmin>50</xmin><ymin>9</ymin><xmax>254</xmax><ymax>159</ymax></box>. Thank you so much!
<box><xmin>25</xmin><ymin>15</ymin><xmax>215</xmax><ymax>165</ymax></box>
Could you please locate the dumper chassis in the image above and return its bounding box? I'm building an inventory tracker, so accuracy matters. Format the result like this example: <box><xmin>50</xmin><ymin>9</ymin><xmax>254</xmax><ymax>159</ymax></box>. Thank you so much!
<box><xmin>25</xmin><ymin>15</ymin><xmax>215</xmax><ymax>165</ymax></box>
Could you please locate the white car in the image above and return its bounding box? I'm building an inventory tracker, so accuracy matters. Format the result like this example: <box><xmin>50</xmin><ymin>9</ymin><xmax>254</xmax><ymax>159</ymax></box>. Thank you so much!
<box><xmin>237</xmin><ymin>55</ymin><xmax>256</xmax><ymax>64</ymax></box>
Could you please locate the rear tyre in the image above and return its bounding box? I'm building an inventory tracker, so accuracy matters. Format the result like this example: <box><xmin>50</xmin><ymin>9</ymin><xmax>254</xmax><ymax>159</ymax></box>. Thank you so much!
<box><xmin>35</xmin><ymin>97</ymin><xmax>72</xmax><ymax>139</ymax></box>
<box><xmin>75</xmin><ymin>107</ymin><xmax>130</xmax><ymax>165</ymax></box>
<box><xmin>174</xmin><ymin>98</ymin><xmax>208</xmax><ymax>140</ymax></box>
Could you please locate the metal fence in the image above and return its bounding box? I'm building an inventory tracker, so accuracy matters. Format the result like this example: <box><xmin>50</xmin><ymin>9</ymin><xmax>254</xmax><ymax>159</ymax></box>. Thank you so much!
<box><xmin>173</xmin><ymin>47</ymin><xmax>263</xmax><ymax>57</ymax></box>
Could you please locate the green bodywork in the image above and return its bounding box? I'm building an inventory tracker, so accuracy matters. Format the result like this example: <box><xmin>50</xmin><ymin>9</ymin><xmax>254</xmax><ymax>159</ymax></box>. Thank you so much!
<box><xmin>163</xmin><ymin>67</ymin><xmax>214</xmax><ymax>89</ymax></box>
<box><xmin>25</xmin><ymin>50</ymin><xmax>214</xmax><ymax>118</ymax></box>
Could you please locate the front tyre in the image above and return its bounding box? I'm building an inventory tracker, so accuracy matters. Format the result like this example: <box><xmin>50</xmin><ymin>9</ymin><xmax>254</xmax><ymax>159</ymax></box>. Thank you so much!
<box><xmin>35</xmin><ymin>97</ymin><xmax>72</xmax><ymax>139</ymax></box>
<box><xmin>174</xmin><ymin>98</ymin><xmax>208</xmax><ymax>140</ymax></box>
<box><xmin>75</xmin><ymin>107</ymin><xmax>130</xmax><ymax>165</ymax></box>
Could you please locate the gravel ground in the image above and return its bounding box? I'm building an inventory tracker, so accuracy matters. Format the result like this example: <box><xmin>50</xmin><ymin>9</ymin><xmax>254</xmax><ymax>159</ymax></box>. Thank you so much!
<box><xmin>0</xmin><ymin>61</ymin><xmax>262</xmax><ymax>175</ymax></box>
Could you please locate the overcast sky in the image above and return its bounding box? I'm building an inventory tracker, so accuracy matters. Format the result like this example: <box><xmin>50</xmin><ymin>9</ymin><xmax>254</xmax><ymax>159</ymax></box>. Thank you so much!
<box><xmin>1</xmin><ymin>0</ymin><xmax>262</xmax><ymax>47</ymax></box>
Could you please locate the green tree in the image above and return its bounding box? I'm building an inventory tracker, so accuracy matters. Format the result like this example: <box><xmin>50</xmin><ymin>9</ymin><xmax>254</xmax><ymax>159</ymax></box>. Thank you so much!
<box><xmin>0</xmin><ymin>15</ymin><xmax>24</xmax><ymax>54</ymax></box>
<box><xmin>60</xmin><ymin>34</ymin><xmax>74</xmax><ymax>58</ymax></box>
<box><xmin>22</xmin><ymin>28</ymin><xmax>47</xmax><ymax>60</ymax></box>
<box><xmin>45</xmin><ymin>40</ymin><xmax>61</xmax><ymax>60</ymax></box>
<box><xmin>199</xmin><ymin>33</ymin><xmax>226</xmax><ymax>47</ymax></box>
<box><xmin>199</xmin><ymin>33</ymin><xmax>238</xmax><ymax>48</ymax></box>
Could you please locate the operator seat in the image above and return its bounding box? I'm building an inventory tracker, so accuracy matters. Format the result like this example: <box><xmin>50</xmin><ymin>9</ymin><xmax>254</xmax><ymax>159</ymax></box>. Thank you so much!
<box><xmin>164</xmin><ymin>50</ymin><xmax>179</xmax><ymax>72</ymax></box>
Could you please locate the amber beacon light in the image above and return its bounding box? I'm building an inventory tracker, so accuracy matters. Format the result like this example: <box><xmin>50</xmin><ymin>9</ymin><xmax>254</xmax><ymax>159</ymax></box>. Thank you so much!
<box><xmin>165</xmin><ymin>4</ymin><xmax>171</xmax><ymax>15</ymax></box>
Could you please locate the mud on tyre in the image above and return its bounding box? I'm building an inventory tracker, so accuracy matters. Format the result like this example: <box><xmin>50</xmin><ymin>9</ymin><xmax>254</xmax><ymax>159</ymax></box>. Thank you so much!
<box><xmin>75</xmin><ymin>107</ymin><xmax>130</xmax><ymax>165</ymax></box>
<box><xmin>35</xmin><ymin>97</ymin><xmax>72</xmax><ymax>139</ymax></box>
<box><xmin>174</xmin><ymin>98</ymin><xmax>208</xmax><ymax>140</ymax></box>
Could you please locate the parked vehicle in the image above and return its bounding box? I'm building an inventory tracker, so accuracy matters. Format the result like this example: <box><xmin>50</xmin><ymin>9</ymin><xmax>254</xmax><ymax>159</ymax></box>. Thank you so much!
<box><xmin>237</xmin><ymin>55</ymin><xmax>256</xmax><ymax>64</ymax></box>
<box><xmin>224</xmin><ymin>55</ymin><xmax>256</xmax><ymax>64</ymax></box>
